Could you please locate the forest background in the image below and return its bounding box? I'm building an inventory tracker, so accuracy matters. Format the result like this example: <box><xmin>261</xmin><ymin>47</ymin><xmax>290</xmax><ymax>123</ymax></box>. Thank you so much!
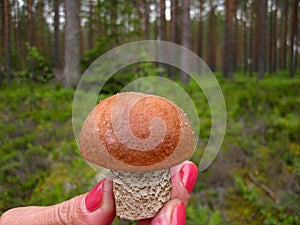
<box><xmin>0</xmin><ymin>0</ymin><xmax>300</xmax><ymax>224</ymax></box>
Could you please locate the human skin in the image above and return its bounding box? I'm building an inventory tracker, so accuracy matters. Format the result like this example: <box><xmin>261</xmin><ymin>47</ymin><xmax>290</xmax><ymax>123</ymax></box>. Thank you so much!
<box><xmin>0</xmin><ymin>161</ymin><xmax>198</xmax><ymax>225</ymax></box>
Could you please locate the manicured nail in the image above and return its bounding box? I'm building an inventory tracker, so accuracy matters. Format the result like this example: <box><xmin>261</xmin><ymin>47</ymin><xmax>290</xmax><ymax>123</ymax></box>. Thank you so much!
<box><xmin>180</xmin><ymin>163</ymin><xmax>198</xmax><ymax>193</ymax></box>
<box><xmin>171</xmin><ymin>202</ymin><xmax>186</xmax><ymax>225</ymax></box>
<box><xmin>85</xmin><ymin>180</ymin><xmax>105</xmax><ymax>212</ymax></box>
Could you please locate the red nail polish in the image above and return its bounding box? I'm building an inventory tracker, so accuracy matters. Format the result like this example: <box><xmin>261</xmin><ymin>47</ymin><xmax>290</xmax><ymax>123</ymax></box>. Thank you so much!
<box><xmin>180</xmin><ymin>163</ymin><xmax>198</xmax><ymax>193</ymax></box>
<box><xmin>171</xmin><ymin>202</ymin><xmax>186</xmax><ymax>225</ymax></box>
<box><xmin>85</xmin><ymin>180</ymin><xmax>105</xmax><ymax>212</ymax></box>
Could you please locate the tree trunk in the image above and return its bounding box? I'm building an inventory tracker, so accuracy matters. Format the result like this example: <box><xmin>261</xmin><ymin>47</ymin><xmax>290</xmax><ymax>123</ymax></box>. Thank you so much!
<box><xmin>268</xmin><ymin>1</ymin><xmax>274</xmax><ymax>74</ymax></box>
<box><xmin>289</xmin><ymin>0</ymin><xmax>298</xmax><ymax>78</ymax></box>
<box><xmin>233</xmin><ymin>5</ymin><xmax>238</xmax><ymax>71</ymax></box>
<box><xmin>0</xmin><ymin>1</ymin><xmax>3</xmax><ymax>82</ymax></box>
<box><xmin>137</xmin><ymin>0</ymin><xmax>142</xmax><ymax>31</ymax></box>
<box><xmin>154</xmin><ymin>4</ymin><xmax>158</xmax><ymax>40</ymax></box>
<box><xmin>268</xmin><ymin>0</ymin><xmax>278</xmax><ymax>74</ymax></box>
<box><xmin>3</xmin><ymin>0</ymin><xmax>11</xmax><ymax>82</ymax></box>
<box><xmin>54</xmin><ymin>0</ymin><xmax>61</xmax><ymax>72</ymax></box>
<box><xmin>63</xmin><ymin>0</ymin><xmax>81</xmax><ymax>88</ymax></box>
<box><xmin>168</xmin><ymin>0</ymin><xmax>178</xmax><ymax>79</ymax></box>
<box><xmin>176</xmin><ymin>0</ymin><xmax>182</xmax><ymax>44</ymax></box>
<box><xmin>242</xmin><ymin>0</ymin><xmax>247</xmax><ymax>74</ymax></box>
<box><xmin>257</xmin><ymin>0</ymin><xmax>267</xmax><ymax>80</ymax></box>
<box><xmin>48</xmin><ymin>0</ymin><xmax>54</xmax><ymax>66</ymax></box>
<box><xmin>160</xmin><ymin>0</ymin><xmax>166</xmax><ymax>41</ymax></box>
<box><xmin>88</xmin><ymin>0</ymin><xmax>94</xmax><ymax>50</ymax></box>
<box><xmin>145</xmin><ymin>0</ymin><xmax>150</xmax><ymax>39</ymax></box>
<box><xmin>26</xmin><ymin>0</ymin><xmax>34</xmax><ymax>80</ymax></box>
<box><xmin>223</xmin><ymin>0</ymin><xmax>235</xmax><ymax>79</ymax></box>
<box><xmin>155</xmin><ymin>2</ymin><xmax>160</xmax><ymax>40</ymax></box>
<box><xmin>78</xmin><ymin>0</ymin><xmax>83</xmax><ymax>53</ymax></box>
<box><xmin>170</xmin><ymin>0</ymin><xmax>177</xmax><ymax>43</ymax></box>
<box><xmin>12</xmin><ymin>0</ymin><xmax>19</xmax><ymax>70</ymax></box>
<box><xmin>207</xmin><ymin>0</ymin><xmax>216</xmax><ymax>71</ymax></box>
<box><xmin>273</xmin><ymin>3</ymin><xmax>278</xmax><ymax>72</ymax></box>
<box><xmin>254</xmin><ymin>0</ymin><xmax>260</xmax><ymax>72</ymax></box>
<box><xmin>249</xmin><ymin>0</ymin><xmax>254</xmax><ymax>77</ymax></box>
<box><xmin>279</xmin><ymin>0</ymin><xmax>288</xmax><ymax>70</ymax></box>
<box><xmin>196</xmin><ymin>0</ymin><xmax>204</xmax><ymax>58</ymax></box>
<box><xmin>37</xmin><ymin>1</ymin><xmax>45</xmax><ymax>53</ymax></box>
<box><xmin>181</xmin><ymin>0</ymin><xmax>191</xmax><ymax>85</ymax></box>
<box><xmin>27</xmin><ymin>0</ymin><xmax>34</xmax><ymax>46</ymax></box>
<box><xmin>0</xmin><ymin>1</ymin><xmax>3</xmax><ymax>83</ymax></box>
<box><xmin>157</xmin><ymin>0</ymin><xmax>167</xmax><ymax>76</ymax></box>
<box><xmin>111</xmin><ymin>0</ymin><xmax>119</xmax><ymax>46</ymax></box>
<box><xmin>295</xmin><ymin>38</ymin><xmax>299</xmax><ymax>70</ymax></box>
<box><xmin>16</xmin><ymin>0</ymin><xmax>24</xmax><ymax>70</ymax></box>
<box><xmin>282</xmin><ymin>0</ymin><xmax>288</xmax><ymax>69</ymax></box>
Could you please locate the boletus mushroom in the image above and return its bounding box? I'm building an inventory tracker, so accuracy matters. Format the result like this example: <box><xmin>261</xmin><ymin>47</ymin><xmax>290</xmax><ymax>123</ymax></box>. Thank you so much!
<box><xmin>79</xmin><ymin>92</ymin><xmax>195</xmax><ymax>220</ymax></box>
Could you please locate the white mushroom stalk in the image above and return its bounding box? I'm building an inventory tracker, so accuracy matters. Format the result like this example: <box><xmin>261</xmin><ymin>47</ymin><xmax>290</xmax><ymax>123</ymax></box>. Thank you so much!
<box><xmin>111</xmin><ymin>169</ymin><xmax>171</xmax><ymax>220</ymax></box>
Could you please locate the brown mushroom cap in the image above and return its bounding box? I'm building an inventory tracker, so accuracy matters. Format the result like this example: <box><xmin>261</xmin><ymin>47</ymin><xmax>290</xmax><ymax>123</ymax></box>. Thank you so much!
<box><xmin>79</xmin><ymin>92</ymin><xmax>194</xmax><ymax>172</ymax></box>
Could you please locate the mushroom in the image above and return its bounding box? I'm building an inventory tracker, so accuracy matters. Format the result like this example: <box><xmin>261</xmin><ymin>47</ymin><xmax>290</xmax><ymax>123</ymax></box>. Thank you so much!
<box><xmin>79</xmin><ymin>92</ymin><xmax>195</xmax><ymax>220</ymax></box>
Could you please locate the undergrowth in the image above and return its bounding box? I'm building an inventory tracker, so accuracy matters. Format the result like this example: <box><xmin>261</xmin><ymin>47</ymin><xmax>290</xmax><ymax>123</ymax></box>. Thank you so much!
<box><xmin>0</xmin><ymin>71</ymin><xmax>300</xmax><ymax>224</ymax></box>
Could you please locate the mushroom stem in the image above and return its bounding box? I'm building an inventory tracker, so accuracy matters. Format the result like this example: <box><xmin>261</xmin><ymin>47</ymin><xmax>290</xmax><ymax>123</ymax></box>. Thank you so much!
<box><xmin>111</xmin><ymin>169</ymin><xmax>172</xmax><ymax>220</ymax></box>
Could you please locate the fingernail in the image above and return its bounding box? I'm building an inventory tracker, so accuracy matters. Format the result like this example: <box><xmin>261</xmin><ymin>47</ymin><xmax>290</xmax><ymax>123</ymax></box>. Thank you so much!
<box><xmin>85</xmin><ymin>180</ymin><xmax>105</xmax><ymax>212</ymax></box>
<box><xmin>171</xmin><ymin>202</ymin><xmax>186</xmax><ymax>225</ymax></box>
<box><xmin>180</xmin><ymin>163</ymin><xmax>198</xmax><ymax>193</ymax></box>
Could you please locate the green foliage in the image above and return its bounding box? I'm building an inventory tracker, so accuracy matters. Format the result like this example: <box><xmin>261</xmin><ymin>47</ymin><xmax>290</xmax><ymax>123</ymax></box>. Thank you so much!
<box><xmin>28</xmin><ymin>156</ymin><xmax>96</xmax><ymax>206</ymax></box>
<box><xmin>15</xmin><ymin>43</ymin><xmax>54</xmax><ymax>83</ymax></box>
<box><xmin>186</xmin><ymin>204</ymin><xmax>222</xmax><ymax>225</ymax></box>
<box><xmin>101</xmin><ymin>62</ymin><xmax>164</xmax><ymax>94</ymax></box>
<box><xmin>81</xmin><ymin>36</ymin><xmax>113</xmax><ymax>69</ymax></box>
<box><xmin>234</xmin><ymin>176</ymin><xmax>300</xmax><ymax>225</ymax></box>
<box><xmin>0</xmin><ymin>81</ymin><xmax>74</xmax><ymax>213</ymax></box>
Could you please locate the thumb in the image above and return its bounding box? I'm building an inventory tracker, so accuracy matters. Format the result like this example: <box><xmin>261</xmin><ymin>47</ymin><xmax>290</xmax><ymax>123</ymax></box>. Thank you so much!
<box><xmin>0</xmin><ymin>178</ymin><xmax>115</xmax><ymax>225</ymax></box>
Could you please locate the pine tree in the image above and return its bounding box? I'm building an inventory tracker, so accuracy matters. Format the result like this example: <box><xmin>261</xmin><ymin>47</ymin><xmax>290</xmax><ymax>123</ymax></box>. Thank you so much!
<box><xmin>63</xmin><ymin>0</ymin><xmax>81</xmax><ymax>87</ymax></box>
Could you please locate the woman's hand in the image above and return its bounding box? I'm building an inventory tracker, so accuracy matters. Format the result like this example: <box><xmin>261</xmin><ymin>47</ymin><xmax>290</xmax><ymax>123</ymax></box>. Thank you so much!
<box><xmin>0</xmin><ymin>160</ymin><xmax>198</xmax><ymax>225</ymax></box>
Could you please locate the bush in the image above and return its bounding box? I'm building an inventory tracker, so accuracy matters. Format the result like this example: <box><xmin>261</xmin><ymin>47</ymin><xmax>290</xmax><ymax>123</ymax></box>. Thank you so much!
<box><xmin>16</xmin><ymin>43</ymin><xmax>54</xmax><ymax>83</ymax></box>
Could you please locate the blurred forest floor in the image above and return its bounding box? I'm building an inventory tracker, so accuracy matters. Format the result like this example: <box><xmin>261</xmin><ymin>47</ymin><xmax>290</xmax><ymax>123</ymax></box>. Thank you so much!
<box><xmin>0</xmin><ymin>70</ymin><xmax>300</xmax><ymax>225</ymax></box>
